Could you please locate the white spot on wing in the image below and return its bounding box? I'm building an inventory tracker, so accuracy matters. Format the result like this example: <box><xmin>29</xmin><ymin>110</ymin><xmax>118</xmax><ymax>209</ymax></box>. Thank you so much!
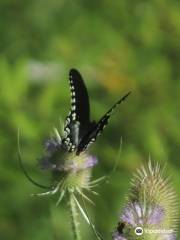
<box><xmin>71</xmin><ymin>98</ymin><xmax>76</xmax><ymax>104</ymax></box>
<box><xmin>72</xmin><ymin>113</ymin><xmax>76</xmax><ymax>120</ymax></box>
<box><xmin>72</xmin><ymin>105</ymin><xmax>76</xmax><ymax>111</ymax></box>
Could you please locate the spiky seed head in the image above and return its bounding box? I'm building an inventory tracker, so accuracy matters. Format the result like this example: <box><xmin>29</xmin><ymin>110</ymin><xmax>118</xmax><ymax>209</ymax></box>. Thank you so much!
<box><xmin>113</xmin><ymin>161</ymin><xmax>179</xmax><ymax>240</ymax></box>
<box><xmin>37</xmin><ymin>128</ymin><xmax>98</xmax><ymax>206</ymax></box>
<box><xmin>62</xmin><ymin>152</ymin><xmax>98</xmax><ymax>191</ymax></box>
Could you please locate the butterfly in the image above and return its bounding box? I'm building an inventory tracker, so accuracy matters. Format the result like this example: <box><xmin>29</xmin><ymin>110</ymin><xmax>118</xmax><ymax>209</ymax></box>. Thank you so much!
<box><xmin>18</xmin><ymin>68</ymin><xmax>131</xmax><ymax>190</ymax></box>
<box><xmin>61</xmin><ymin>69</ymin><xmax>131</xmax><ymax>155</ymax></box>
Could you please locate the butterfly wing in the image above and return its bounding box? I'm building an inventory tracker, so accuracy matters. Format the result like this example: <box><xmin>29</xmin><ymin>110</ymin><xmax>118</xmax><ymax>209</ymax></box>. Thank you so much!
<box><xmin>76</xmin><ymin>91</ymin><xmax>131</xmax><ymax>155</ymax></box>
<box><xmin>62</xmin><ymin>69</ymin><xmax>92</xmax><ymax>151</ymax></box>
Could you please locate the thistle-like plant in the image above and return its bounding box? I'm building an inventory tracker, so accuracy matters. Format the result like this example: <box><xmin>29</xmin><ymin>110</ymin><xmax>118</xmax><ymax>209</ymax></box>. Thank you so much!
<box><xmin>18</xmin><ymin>127</ymin><xmax>102</xmax><ymax>240</ymax></box>
<box><xmin>19</xmin><ymin>69</ymin><xmax>130</xmax><ymax>240</ymax></box>
<box><xmin>112</xmin><ymin>161</ymin><xmax>179</xmax><ymax>240</ymax></box>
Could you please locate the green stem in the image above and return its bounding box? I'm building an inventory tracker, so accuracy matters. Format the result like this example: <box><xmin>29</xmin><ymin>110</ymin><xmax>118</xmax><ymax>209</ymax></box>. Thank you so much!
<box><xmin>69</xmin><ymin>192</ymin><xmax>81</xmax><ymax>240</ymax></box>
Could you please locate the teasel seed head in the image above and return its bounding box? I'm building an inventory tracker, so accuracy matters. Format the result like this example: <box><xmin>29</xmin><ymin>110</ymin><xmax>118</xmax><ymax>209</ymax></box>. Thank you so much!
<box><xmin>112</xmin><ymin>161</ymin><xmax>179</xmax><ymax>240</ymax></box>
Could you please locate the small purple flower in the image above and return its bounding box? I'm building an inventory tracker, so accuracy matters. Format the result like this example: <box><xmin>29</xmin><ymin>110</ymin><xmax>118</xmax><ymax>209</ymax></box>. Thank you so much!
<box><xmin>148</xmin><ymin>205</ymin><xmax>165</xmax><ymax>225</ymax></box>
<box><xmin>39</xmin><ymin>157</ymin><xmax>56</xmax><ymax>170</ymax></box>
<box><xmin>121</xmin><ymin>203</ymin><xmax>137</xmax><ymax>227</ymax></box>
<box><xmin>121</xmin><ymin>202</ymin><xmax>145</xmax><ymax>226</ymax></box>
<box><xmin>55</xmin><ymin>155</ymin><xmax>98</xmax><ymax>173</ymax></box>
<box><xmin>44</xmin><ymin>138</ymin><xmax>61</xmax><ymax>152</ymax></box>
<box><xmin>112</xmin><ymin>231</ymin><xmax>127</xmax><ymax>240</ymax></box>
<box><xmin>81</xmin><ymin>155</ymin><xmax>98</xmax><ymax>169</ymax></box>
<box><xmin>120</xmin><ymin>202</ymin><xmax>165</xmax><ymax>226</ymax></box>
<box><xmin>39</xmin><ymin>137</ymin><xmax>63</xmax><ymax>170</ymax></box>
<box><xmin>39</xmin><ymin>141</ymin><xmax>98</xmax><ymax>175</ymax></box>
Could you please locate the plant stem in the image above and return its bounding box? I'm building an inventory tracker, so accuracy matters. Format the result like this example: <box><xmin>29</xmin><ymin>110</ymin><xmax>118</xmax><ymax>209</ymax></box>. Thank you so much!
<box><xmin>69</xmin><ymin>192</ymin><xmax>81</xmax><ymax>240</ymax></box>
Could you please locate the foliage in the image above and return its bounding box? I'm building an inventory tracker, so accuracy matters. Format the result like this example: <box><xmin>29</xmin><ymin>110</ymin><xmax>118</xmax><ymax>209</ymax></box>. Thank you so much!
<box><xmin>0</xmin><ymin>1</ymin><xmax>180</xmax><ymax>239</ymax></box>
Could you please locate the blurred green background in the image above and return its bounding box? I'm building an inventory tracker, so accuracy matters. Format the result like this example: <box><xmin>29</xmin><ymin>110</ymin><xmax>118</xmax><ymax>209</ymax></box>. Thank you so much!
<box><xmin>0</xmin><ymin>0</ymin><xmax>180</xmax><ymax>239</ymax></box>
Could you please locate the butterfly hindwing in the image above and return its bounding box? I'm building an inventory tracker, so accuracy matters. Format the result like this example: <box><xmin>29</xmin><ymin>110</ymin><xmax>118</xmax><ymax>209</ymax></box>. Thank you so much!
<box><xmin>76</xmin><ymin>91</ymin><xmax>131</xmax><ymax>155</ymax></box>
<box><xmin>63</xmin><ymin>69</ymin><xmax>91</xmax><ymax>151</ymax></box>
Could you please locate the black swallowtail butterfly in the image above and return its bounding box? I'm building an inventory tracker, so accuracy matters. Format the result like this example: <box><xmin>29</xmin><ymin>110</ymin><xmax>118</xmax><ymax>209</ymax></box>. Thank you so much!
<box><xmin>62</xmin><ymin>68</ymin><xmax>131</xmax><ymax>155</ymax></box>
<box><xmin>18</xmin><ymin>68</ymin><xmax>131</xmax><ymax>189</ymax></box>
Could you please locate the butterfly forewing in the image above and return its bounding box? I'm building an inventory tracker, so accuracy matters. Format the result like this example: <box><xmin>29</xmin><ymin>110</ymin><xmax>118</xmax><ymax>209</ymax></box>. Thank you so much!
<box><xmin>76</xmin><ymin>91</ymin><xmax>131</xmax><ymax>155</ymax></box>
<box><xmin>63</xmin><ymin>69</ymin><xmax>91</xmax><ymax>151</ymax></box>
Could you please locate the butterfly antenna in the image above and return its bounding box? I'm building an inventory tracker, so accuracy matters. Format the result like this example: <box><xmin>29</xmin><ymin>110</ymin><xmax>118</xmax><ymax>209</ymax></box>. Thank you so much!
<box><xmin>17</xmin><ymin>129</ymin><xmax>53</xmax><ymax>190</ymax></box>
